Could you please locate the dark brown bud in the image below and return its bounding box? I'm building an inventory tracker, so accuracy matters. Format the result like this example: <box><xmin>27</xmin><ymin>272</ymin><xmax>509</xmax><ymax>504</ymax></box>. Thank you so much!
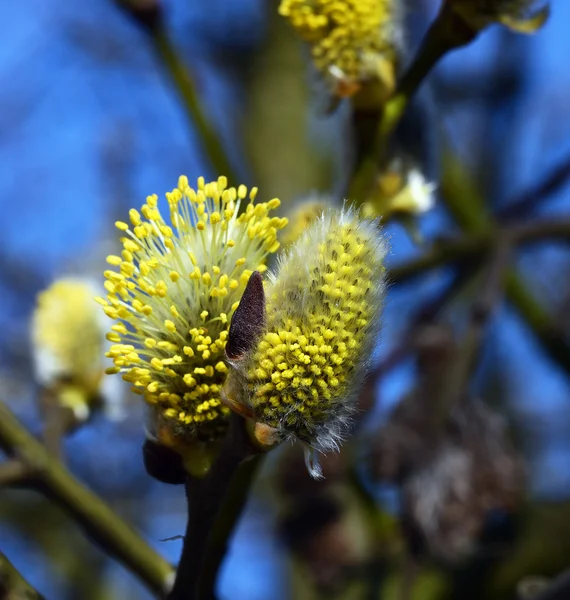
<box><xmin>226</xmin><ymin>271</ymin><xmax>266</xmax><ymax>360</ymax></box>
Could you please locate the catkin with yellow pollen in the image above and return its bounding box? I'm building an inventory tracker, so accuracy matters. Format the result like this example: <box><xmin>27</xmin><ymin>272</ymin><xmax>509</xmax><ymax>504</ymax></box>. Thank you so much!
<box><xmin>224</xmin><ymin>208</ymin><xmax>387</xmax><ymax>477</ymax></box>
<box><xmin>32</xmin><ymin>278</ymin><xmax>108</xmax><ymax>420</ymax></box>
<box><xmin>98</xmin><ymin>176</ymin><xmax>287</xmax><ymax>451</ymax></box>
<box><xmin>278</xmin><ymin>0</ymin><xmax>400</xmax><ymax>98</ymax></box>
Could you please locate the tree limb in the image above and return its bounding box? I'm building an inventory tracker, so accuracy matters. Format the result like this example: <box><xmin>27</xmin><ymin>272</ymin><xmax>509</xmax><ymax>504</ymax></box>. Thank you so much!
<box><xmin>388</xmin><ymin>218</ymin><xmax>570</xmax><ymax>284</ymax></box>
<box><xmin>440</xmin><ymin>145</ymin><xmax>570</xmax><ymax>376</ymax></box>
<box><xmin>0</xmin><ymin>400</ymin><xmax>173</xmax><ymax>597</ymax></box>
<box><xmin>0</xmin><ymin>550</ymin><xmax>45</xmax><ymax>600</ymax></box>
<box><xmin>168</xmin><ymin>413</ymin><xmax>260</xmax><ymax>600</ymax></box>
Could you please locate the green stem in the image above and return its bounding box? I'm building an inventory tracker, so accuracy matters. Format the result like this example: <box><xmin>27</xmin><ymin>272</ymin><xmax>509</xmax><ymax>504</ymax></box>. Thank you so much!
<box><xmin>347</xmin><ymin>6</ymin><xmax>473</xmax><ymax>202</ymax></box>
<box><xmin>151</xmin><ymin>25</ymin><xmax>238</xmax><ymax>183</ymax></box>
<box><xmin>0</xmin><ymin>550</ymin><xmax>44</xmax><ymax>600</ymax></box>
<box><xmin>0</xmin><ymin>400</ymin><xmax>173</xmax><ymax>597</ymax></box>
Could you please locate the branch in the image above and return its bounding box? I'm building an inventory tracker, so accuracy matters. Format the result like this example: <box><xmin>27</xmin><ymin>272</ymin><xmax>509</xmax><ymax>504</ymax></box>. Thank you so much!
<box><xmin>168</xmin><ymin>413</ymin><xmax>261</xmax><ymax>600</ymax></box>
<box><xmin>114</xmin><ymin>2</ymin><xmax>237</xmax><ymax>183</ymax></box>
<box><xmin>497</xmin><ymin>154</ymin><xmax>570</xmax><ymax>223</ymax></box>
<box><xmin>197</xmin><ymin>454</ymin><xmax>263</xmax><ymax>599</ymax></box>
<box><xmin>0</xmin><ymin>459</ymin><xmax>29</xmax><ymax>487</ymax></box>
<box><xmin>347</xmin><ymin>4</ymin><xmax>477</xmax><ymax>201</ymax></box>
<box><xmin>39</xmin><ymin>388</ymin><xmax>77</xmax><ymax>461</ymax></box>
<box><xmin>388</xmin><ymin>218</ymin><xmax>570</xmax><ymax>284</ymax></box>
<box><xmin>0</xmin><ymin>400</ymin><xmax>173</xmax><ymax>597</ymax></box>
<box><xmin>0</xmin><ymin>550</ymin><xmax>45</xmax><ymax>600</ymax></box>
<box><xmin>150</xmin><ymin>25</ymin><xmax>238</xmax><ymax>183</ymax></box>
<box><xmin>440</xmin><ymin>145</ymin><xmax>570</xmax><ymax>376</ymax></box>
<box><xmin>436</xmin><ymin>239</ymin><xmax>511</xmax><ymax>423</ymax></box>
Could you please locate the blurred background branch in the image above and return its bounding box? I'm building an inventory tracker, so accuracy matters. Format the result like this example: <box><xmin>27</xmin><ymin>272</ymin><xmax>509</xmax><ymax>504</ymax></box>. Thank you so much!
<box><xmin>0</xmin><ymin>400</ymin><xmax>173</xmax><ymax>597</ymax></box>
<box><xmin>0</xmin><ymin>550</ymin><xmax>44</xmax><ymax>600</ymax></box>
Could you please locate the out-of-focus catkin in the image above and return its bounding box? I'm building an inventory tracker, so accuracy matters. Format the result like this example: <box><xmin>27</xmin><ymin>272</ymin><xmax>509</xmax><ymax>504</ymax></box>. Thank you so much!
<box><xmin>278</xmin><ymin>0</ymin><xmax>402</xmax><ymax>101</ymax></box>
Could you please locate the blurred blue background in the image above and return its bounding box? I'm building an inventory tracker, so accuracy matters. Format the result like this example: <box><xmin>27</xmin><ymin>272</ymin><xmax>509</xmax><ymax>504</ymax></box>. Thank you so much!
<box><xmin>1</xmin><ymin>0</ymin><xmax>570</xmax><ymax>598</ymax></box>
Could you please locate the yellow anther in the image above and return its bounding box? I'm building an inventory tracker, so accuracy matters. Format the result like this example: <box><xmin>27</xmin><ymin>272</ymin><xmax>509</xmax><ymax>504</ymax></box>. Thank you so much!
<box><xmin>107</xmin><ymin>254</ymin><xmax>123</xmax><ymax>266</ymax></box>
<box><xmin>129</xmin><ymin>209</ymin><xmax>141</xmax><ymax>225</ymax></box>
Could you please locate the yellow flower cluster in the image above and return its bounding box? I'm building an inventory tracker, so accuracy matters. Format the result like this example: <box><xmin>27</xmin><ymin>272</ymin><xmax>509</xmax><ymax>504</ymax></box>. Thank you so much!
<box><xmin>98</xmin><ymin>176</ymin><xmax>287</xmax><ymax>443</ymax></box>
<box><xmin>226</xmin><ymin>208</ymin><xmax>386</xmax><ymax>457</ymax></box>
<box><xmin>33</xmin><ymin>279</ymin><xmax>104</xmax><ymax>399</ymax></box>
<box><xmin>279</xmin><ymin>0</ymin><xmax>398</xmax><ymax>96</ymax></box>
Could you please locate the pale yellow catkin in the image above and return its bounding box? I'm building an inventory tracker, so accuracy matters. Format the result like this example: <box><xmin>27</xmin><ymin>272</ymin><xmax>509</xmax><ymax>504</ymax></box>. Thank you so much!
<box><xmin>99</xmin><ymin>176</ymin><xmax>287</xmax><ymax>443</ymax></box>
<box><xmin>225</xmin><ymin>207</ymin><xmax>387</xmax><ymax>466</ymax></box>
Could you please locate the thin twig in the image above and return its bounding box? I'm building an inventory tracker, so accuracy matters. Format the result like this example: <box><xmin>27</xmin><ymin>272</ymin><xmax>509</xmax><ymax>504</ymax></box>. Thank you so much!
<box><xmin>498</xmin><ymin>155</ymin><xmax>570</xmax><ymax>222</ymax></box>
<box><xmin>0</xmin><ymin>400</ymin><xmax>173</xmax><ymax>597</ymax></box>
<box><xmin>168</xmin><ymin>413</ymin><xmax>260</xmax><ymax>600</ymax></box>
<box><xmin>436</xmin><ymin>238</ymin><xmax>511</xmax><ymax>424</ymax></box>
<box><xmin>504</xmin><ymin>273</ymin><xmax>570</xmax><ymax>375</ymax></box>
<box><xmin>0</xmin><ymin>550</ymin><xmax>45</xmax><ymax>600</ymax></box>
<box><xmin>0</xmin><ymin>459</ymin><xmax>29</xmax><ymax>487</ymax></box>
<box><xmin>440</xmin><ymin>143</ymin><xmax>570</xmax><ymax>376</ymax></box>
<box><xmin>40</xmin><ymin>389</ymin><xmax>76</xmax><ymax>461</ymax></box>
<box><xmin>114</xmin><ymin>2</ymin><xmax>237</xmax><ymax>183</ymax></box>
<box><xmin>347</xmin><ymin>4</ymin><xmax>476</xmax><ymax>202</ymax></box>
<box><xmin>388</xmin><ymin>218</ymin><xmax>570</xmax><ymax>284</ymax></box>
<box><xmin>150</xmin><ymin>25</ymin><xmax>237</xmax><ymax>183</ymax></box>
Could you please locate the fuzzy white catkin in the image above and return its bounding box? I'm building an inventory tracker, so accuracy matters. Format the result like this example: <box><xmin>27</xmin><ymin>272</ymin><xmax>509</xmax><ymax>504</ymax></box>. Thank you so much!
<box><xmin>225</xmin><ymin>207</ymin><xmax>387</xmax><ymax>476</ymax></box>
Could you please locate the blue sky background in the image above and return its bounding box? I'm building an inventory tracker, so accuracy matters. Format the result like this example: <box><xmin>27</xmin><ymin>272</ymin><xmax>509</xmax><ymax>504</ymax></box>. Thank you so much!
<box><xmin>1</xmin><ymin>0</ymin><xmax>570</xmax><ymax>597</ymax></box>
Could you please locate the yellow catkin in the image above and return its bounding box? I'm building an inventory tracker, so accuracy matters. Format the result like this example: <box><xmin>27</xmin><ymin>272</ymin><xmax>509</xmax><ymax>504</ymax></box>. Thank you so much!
<box><xmin>279</xmin><ymin>0</ymin><xmax>399</xmax><ymax>96</ymax></box>
<box><xmin>32</xmin><ymin>279</ymin><xmax>104</xmax><ymax>401</ymax></box>
<box><xmin>101</xmin><ymin>176</ymin><xmax>287</xmax><ymax>442</ymax></box>
<box><xmin>226</xmin><ymin>208</ymin><xmax>387</xmax><ymax>459</ymax></box>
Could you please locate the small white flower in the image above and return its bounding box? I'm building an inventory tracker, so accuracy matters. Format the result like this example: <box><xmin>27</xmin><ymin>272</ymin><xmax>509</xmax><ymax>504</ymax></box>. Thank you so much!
<box><xmin>399</xmin><ymin>169</ymin><xmax>437</xmax><ymax>214</ymax></box>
